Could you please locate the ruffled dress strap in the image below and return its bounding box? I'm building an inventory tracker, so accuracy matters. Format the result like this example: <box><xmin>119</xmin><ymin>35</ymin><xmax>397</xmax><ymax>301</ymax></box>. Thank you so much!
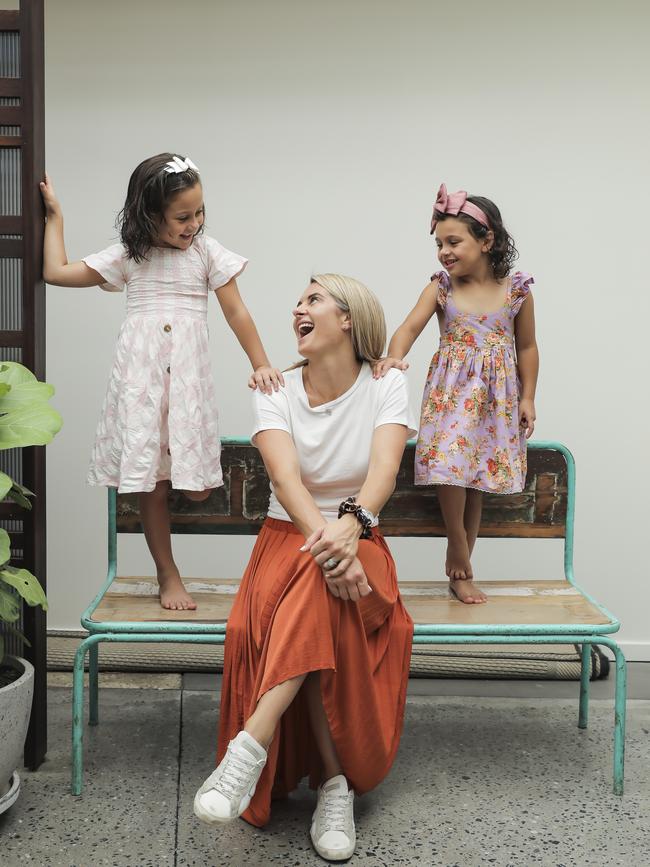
<box><xmin>510</xmin><ymin>271</ymin><xmax>534</xmax><ymax>316</ymax></box>
<box><xmin>430</xmin><ymin>270</ymin><xmax>451</xmax><ymax>310</ymax></box>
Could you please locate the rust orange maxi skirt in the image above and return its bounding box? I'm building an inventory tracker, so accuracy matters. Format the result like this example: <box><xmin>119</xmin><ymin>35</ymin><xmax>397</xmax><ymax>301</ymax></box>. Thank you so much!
<box><xmin>216</xmin><ymin>517</ymin><xmax>414</xmax><ymax>828</ymax></box>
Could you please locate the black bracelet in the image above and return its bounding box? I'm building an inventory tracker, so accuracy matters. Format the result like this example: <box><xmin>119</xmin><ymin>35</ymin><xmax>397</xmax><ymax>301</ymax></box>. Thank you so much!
<box><xmin>337</xmin><ymin>496</ymin><xmax>373</xmax><ymax>539</ymax></box>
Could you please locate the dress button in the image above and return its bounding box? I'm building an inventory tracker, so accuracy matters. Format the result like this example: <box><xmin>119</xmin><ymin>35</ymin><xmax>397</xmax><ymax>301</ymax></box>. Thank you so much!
<box><xmin>167</xmin><ymin>448</ymin><xmax>171</xmax><ymax>456</ymax></box>
<box><xmin>163</xmin><ymin>324</ymin><xmax>172</xmax><ymax>333</ymax></box>
<box><xmin>166</xmin><ymin>365</ymin><xmax>171</xmax><ymax>374</ymax></box>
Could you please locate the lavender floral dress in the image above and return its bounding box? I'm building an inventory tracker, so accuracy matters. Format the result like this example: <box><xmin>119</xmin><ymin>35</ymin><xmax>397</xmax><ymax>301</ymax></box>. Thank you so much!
<box><xmin>415</xmin><ymin>270</ymin><xmax>533</xmax><ymax>494</ymax></box>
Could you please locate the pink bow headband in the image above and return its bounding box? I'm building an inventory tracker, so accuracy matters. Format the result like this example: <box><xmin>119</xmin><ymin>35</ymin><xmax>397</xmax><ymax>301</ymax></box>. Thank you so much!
<box><xmin>430</xmin><ymin>183</ymin><xmax>490</xmax><ymax>234</ymax></box>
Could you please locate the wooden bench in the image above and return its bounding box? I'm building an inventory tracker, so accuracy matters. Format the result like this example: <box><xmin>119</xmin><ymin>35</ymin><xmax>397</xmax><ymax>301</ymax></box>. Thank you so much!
<box><xmin>71</xmin><ymin>439</ymin><xmax>627</xmax><ymax>795</ymax></box>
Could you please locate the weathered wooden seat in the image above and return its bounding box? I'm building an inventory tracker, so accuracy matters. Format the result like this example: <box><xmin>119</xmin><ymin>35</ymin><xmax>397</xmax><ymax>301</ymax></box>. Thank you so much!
<box><xmin>92</xmin><ymin>577</ymin><xmax>611</xmax><ymax>630</ymax></box>
<box><xmin>71</xmin><ymin>440</ymin><xmax>626</xmax><ymax>796</ymax></box>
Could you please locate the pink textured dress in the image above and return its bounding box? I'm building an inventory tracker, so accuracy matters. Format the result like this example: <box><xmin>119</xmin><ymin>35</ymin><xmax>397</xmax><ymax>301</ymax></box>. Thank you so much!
<box><xmin>83</xmin><ymin>235</ymin><xmax>247</xmax><ymax>494</ymax></box>
<box><xmin>415</xmin><ymin>270</ymin><xmax>533</xmax><ymax>494</ymax></box>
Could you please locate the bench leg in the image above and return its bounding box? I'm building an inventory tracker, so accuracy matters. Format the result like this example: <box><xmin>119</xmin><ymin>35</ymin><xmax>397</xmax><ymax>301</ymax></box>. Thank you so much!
<box><xmin>88</xmin><ymin>642</ymin><xmax>99</xmax><ymax>726</ymax></box>
<box><xmin>72</xmin><ymin>637</ymin><xmax>93</xmax><ymax>796</ymax></box>
<box><xmin>578</xmin><ymin>643</ymin><xmax>590</xmax><ymax>729</ymax></box>
<box><xmin>610</xmin><ymin>641</ymin><xmax>627</xmax><ymax>796</ymax></box>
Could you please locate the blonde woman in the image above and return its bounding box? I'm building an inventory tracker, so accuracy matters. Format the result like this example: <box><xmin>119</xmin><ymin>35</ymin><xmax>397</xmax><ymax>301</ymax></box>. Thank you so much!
<box><xmin>195</xmin><ymin>275</ymin><xmax>415</xmax><ymax>862</ymax></box>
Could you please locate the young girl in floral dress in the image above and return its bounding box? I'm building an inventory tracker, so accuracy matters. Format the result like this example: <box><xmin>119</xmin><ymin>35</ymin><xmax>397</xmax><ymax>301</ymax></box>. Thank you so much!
<box><xmin>374</xmin><ymin>184</ymin><xmax>539</xmax><ymax>603</ymax></box>
<box><xmin>40</xmin><ymin>154</ymin><xmax>282</xmax><ymax>611</ymax></box>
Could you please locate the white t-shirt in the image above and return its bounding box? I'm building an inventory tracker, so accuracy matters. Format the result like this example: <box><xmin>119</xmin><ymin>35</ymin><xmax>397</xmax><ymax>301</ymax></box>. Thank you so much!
<box><xmin>251</xmin><ymin>363</ymin><xmax>417</xmax><ymax>522</ymax></box>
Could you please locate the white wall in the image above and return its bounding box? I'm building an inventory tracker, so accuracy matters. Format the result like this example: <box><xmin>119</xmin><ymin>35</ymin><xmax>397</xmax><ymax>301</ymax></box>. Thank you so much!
<box><xmin>43</xmin><ymin>1</ymin><xmax>650</xmax><ymax>658</ymax></box>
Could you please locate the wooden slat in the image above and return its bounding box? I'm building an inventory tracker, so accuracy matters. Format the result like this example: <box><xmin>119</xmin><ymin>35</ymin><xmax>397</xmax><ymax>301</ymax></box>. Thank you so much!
<box><xmin>0</xmin><ymin>216</ymin><xmax>22</xmax><ymax>232</ymax></box>
<box><xmin>116</xmin><ymin>443</ymin><xmax>568</xmax><ymax>539</ymax></box>
<box><xmin>0</xmin><ymin>237</ymin><xmax>23</xmax><ymax>256</ymax></box>
<box><xmin>0</xmin><ymin>500</ymin><xmax>26</xmax><ymax>519</ymax></box>
<box><xmin>0</xmin><ymin>135</ymin><xmax>24</xmax><ymax>146</ymax></box>
<box><xmin>0</xmin><ymin>10</ymin><xmax>20</xmax><ymax>30</ymax></box>
<box><xmin>0</xmin><ymin>78</ymin><xmax>21</xmax><ymax>97</ymax></box>
<box><xmin>92</xmin><ymin>577</ymin><xmax>609</xmax><ymax>627</ymax></box>
<box><xmin>0</xmin><ymin>331</ymin><xmax>24</xmax><ymax>347</ymax></box>
<box><xmin>0</xmin><ymin>106</ymin><xmax>21</xmax><ymax>124</ymax></box>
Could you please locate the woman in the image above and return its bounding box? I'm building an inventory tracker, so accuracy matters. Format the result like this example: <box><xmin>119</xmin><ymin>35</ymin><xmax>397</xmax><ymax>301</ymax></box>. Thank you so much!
<box><xmin>194</xmin><ymin>274</ymin><xmax>415</xmax><ymax>861</ymax></box>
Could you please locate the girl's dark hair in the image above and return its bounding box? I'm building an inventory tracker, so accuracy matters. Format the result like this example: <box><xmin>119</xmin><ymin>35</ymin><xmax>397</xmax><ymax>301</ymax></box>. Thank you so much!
<box><xmin>117</xmin><ymin>153</ymin><xmax>203</xmax><ymax>262</ymax></box>
<box><xmin>434</xmin><ymin>195</ymin><xmax>518</xmax><ymax>279</ymax></box>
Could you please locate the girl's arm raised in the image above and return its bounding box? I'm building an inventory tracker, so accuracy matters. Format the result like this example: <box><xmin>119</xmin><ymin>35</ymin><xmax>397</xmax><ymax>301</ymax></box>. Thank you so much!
<box><xmin>39</xmin><ymin>174</ymin><xmax>104</xmax><ymax>288</ymax></box>
<box><xmin>373</xmin><ymin>278</ymin><xmax>440</xmax><ymax>377</ymax></box>
<box><xmin>514</xmin><ymin>292</ymin><xmax>539</xmax><ymax>438</ymax></box>
<box><xmin>214</xmin><ymin>279</ymin><xmax>284</xmax><ymax>395</ymax></box>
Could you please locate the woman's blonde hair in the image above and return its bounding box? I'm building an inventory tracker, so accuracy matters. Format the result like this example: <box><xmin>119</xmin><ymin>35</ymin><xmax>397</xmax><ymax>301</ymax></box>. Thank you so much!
<box><xmin>289</xmin><ymin>274</ymin><xmax>386</xmax><ymax>369</ymax></box>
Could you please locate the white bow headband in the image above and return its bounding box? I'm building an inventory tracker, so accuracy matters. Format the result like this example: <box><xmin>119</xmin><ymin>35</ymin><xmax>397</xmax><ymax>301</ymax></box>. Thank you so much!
<box><xmin>163</xmin><ymin>155</ymin><xmax>199</xmax><ymax>175</ymax></box>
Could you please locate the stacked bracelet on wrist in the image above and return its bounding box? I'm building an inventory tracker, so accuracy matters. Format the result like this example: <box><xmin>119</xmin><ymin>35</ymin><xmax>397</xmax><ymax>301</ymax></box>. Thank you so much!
<box><xmin>337</xmin><ymin>496</ymin><xmax>376</xmax><ymax>539</ymax></box>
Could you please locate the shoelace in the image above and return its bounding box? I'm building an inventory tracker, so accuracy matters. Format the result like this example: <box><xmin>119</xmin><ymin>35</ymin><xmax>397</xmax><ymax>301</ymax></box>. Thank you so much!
<box><xmin>212</xmin><ymin>747</ymin><xmax>258</xmax><ymax>799</ymax></box>
<box><xmin>321</xmin><ymin>792</ymin><xmax>350</xmax><ymax>830</ymax></box>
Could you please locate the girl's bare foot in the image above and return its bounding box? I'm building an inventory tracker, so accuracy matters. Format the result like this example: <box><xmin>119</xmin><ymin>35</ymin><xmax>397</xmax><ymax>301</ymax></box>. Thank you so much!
<box><xmin>449</xmin><ymin>577</ymin><xmax>487</xmax><ymax>604</ymax></box>
<box><xmin>158</xmin><ymin>571</ymin><xmax>197</xmax><ymax>611</ymax></box>
<box><xmin>445</xmin><ymin>536</ymin><xmax>472</xmax><ymax>581</ymax></box>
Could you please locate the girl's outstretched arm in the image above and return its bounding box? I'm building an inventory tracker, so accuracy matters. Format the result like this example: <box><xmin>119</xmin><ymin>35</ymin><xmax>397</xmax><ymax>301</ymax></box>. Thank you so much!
<box><xmin>514</xmin><ymin>292</ymin><xmax>539</xmax><ymax>438</ymax></box>
<box><xmin>39</xmin><ymin>174</ymin><xmax>104</xmax><ymax>287</ymax></box>
<box><xmin>373</xmin><ymin>278</ymin><xmax>440</xmax><ymax>377</ymax></box>
<box><xmin>214</xmin><ymin>279</ymin><xmax>284</xmax><ymax>395</ymax></box>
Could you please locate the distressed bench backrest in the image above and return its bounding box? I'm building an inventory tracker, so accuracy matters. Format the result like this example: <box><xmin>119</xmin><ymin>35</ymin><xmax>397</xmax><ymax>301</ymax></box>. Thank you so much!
<box><xmin>114</xmin><ymin>440</ymin><xmax>571</xmax><ymax>541</ymax></box>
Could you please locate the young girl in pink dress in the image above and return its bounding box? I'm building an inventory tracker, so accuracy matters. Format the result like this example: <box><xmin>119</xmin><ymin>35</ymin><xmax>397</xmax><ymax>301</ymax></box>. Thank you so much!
<box><xmin>40</xmin><ymin>153</ymin><xmax>282</xmax><ymax>611</ymax></box>
<box><xmin>375</xmin><ymin>184</ymin><xmax>539</xmax><ymax>604</ymax></box>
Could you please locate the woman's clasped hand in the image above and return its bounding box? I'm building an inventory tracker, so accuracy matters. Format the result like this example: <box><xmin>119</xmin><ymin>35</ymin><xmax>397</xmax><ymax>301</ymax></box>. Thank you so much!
<box><xmin>300</xmin><ymin>517</ymin><xmax>373</xmax><ymax>601</ymax></box>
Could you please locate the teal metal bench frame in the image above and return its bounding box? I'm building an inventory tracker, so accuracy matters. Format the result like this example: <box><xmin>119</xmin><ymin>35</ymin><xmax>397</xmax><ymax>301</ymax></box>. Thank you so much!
<box><xmin>71</xmin><ymin>440</ymin><xmax>626</xmax><ymax>796</ymax></box>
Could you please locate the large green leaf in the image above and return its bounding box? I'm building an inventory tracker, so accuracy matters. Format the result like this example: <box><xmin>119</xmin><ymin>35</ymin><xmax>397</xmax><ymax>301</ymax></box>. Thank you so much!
<box><xmin>0</xmin><ymin>403</ymin><xmax>63</xmax><ymax>448</ymax></box>
<box><xmin>0</xmin><ymin>566</ymin><xmax>48</xmax><ymax>609</ymax></box>
<box><xmin>0</xmin><ymin>362</ymin><xmax>63</xmax><ymax>450</ymax></box>
<box><xmin>0</xmin><ymin>471</ymin><xmax>12</xmax><ymax>500</ymax></box>
<box><xmin>0</xmin><ymin>528</ymin><xmax>10</xmax><ymax>566</ymax></box>
<box><xmin>6</xmin><ymin>482</ymin><xmax>34</xmax><ymax>510</ymax></box>
<box><xmin>0</xmin><ymin>585</ymin><xmax>20</xmax><ymax>621</ymax></box>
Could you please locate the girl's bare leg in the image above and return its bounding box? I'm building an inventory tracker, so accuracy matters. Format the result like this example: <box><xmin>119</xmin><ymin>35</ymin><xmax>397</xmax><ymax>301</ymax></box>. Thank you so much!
<box><xmin>461</xmin><ymin>489</ymin><xmax>487</xmax><ymax>603</ymax></box>
<box><xmin>437</xmin><ymin>485</ymin><xmax>485</xmax><ymax>603</ymax></box>
<box><xmin>437</xmin><ymin>485</ymin><xmax>471</xmax><ymax>579</ymax></box>
<box><xmin>138</xmin><ymin>481</ymin><xmax>197</xmax><ymax>611</ymax></box>
<box><xmin>244</xmin><ymin>674</ymin><xmax>307</xmax><ymax>749</ymax></box>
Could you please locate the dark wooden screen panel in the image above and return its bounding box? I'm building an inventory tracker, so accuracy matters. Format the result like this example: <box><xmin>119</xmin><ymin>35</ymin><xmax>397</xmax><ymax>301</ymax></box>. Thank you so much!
<box><xmin>116</xmin><ymin>443</ymin><xmax>568</xmax><ymax>539</ymax></box>
<box><xmin>0</xmin><ymin>0</ymin><xmax>47</xmax><ymax>770</ymax></box>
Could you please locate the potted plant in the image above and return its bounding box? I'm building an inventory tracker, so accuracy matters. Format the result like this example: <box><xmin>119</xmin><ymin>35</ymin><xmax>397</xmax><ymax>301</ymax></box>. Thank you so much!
<box><xmin>0</xmin><ymin>362</ymin><xmax>62</xmax><ymax>814</ymax></box>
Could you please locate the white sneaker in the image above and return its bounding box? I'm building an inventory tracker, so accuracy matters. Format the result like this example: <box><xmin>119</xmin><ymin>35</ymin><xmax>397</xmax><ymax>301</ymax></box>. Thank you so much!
<box><xmin>310</xmin><ymin>774</ymin><xmax>356</xmax><ymax>861</ymax></box>
<box><xmin>193</xmin><ymin>730</ymin><xmax>267</xmax><ymax>824</ymax></box>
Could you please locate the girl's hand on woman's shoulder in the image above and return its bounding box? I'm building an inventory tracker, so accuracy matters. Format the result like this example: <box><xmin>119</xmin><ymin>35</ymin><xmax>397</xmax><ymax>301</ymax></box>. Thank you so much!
<box><xmin>372</xmin><ymin>357</ymin><xmax>409</xmax><ymax>379</ymax></box>
<box><xmin>248</xmin><ymin>365</ymin><xmax>285</xmax><ymax>395</ymax></box>
<box><xmin>39</xmin><ymin>173</ymin><xmax>62</xmax><ymax>217</ymax></box>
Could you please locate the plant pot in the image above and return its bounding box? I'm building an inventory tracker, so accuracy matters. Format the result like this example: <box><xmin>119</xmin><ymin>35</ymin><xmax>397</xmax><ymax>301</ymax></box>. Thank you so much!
<box><xmin>0</xmin><ymin>655</ymin><xmax>34</xmax><ymax>814</ymax></box>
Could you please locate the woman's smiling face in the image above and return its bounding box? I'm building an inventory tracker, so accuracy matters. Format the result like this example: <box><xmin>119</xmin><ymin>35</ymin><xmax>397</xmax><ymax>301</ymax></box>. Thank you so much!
<box><xmin>292</xmin><ymin>283</ymin><xmax>350</xmax><ymax>358</ymax></box>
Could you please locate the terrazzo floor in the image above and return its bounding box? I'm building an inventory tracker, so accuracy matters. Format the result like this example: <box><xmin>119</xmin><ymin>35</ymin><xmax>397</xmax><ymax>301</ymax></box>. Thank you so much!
<box><xmin>0</xmin><ymin>673</ymin><xmax>648</xmax><ymax>867</ymax></box>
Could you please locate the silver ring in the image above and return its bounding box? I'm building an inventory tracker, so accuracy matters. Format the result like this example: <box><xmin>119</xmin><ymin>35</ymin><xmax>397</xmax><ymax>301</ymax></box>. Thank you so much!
<box><xmin>324</xmin><ymin>558</ymin><xmax>339</xmax><ymax>571</ymax></box>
